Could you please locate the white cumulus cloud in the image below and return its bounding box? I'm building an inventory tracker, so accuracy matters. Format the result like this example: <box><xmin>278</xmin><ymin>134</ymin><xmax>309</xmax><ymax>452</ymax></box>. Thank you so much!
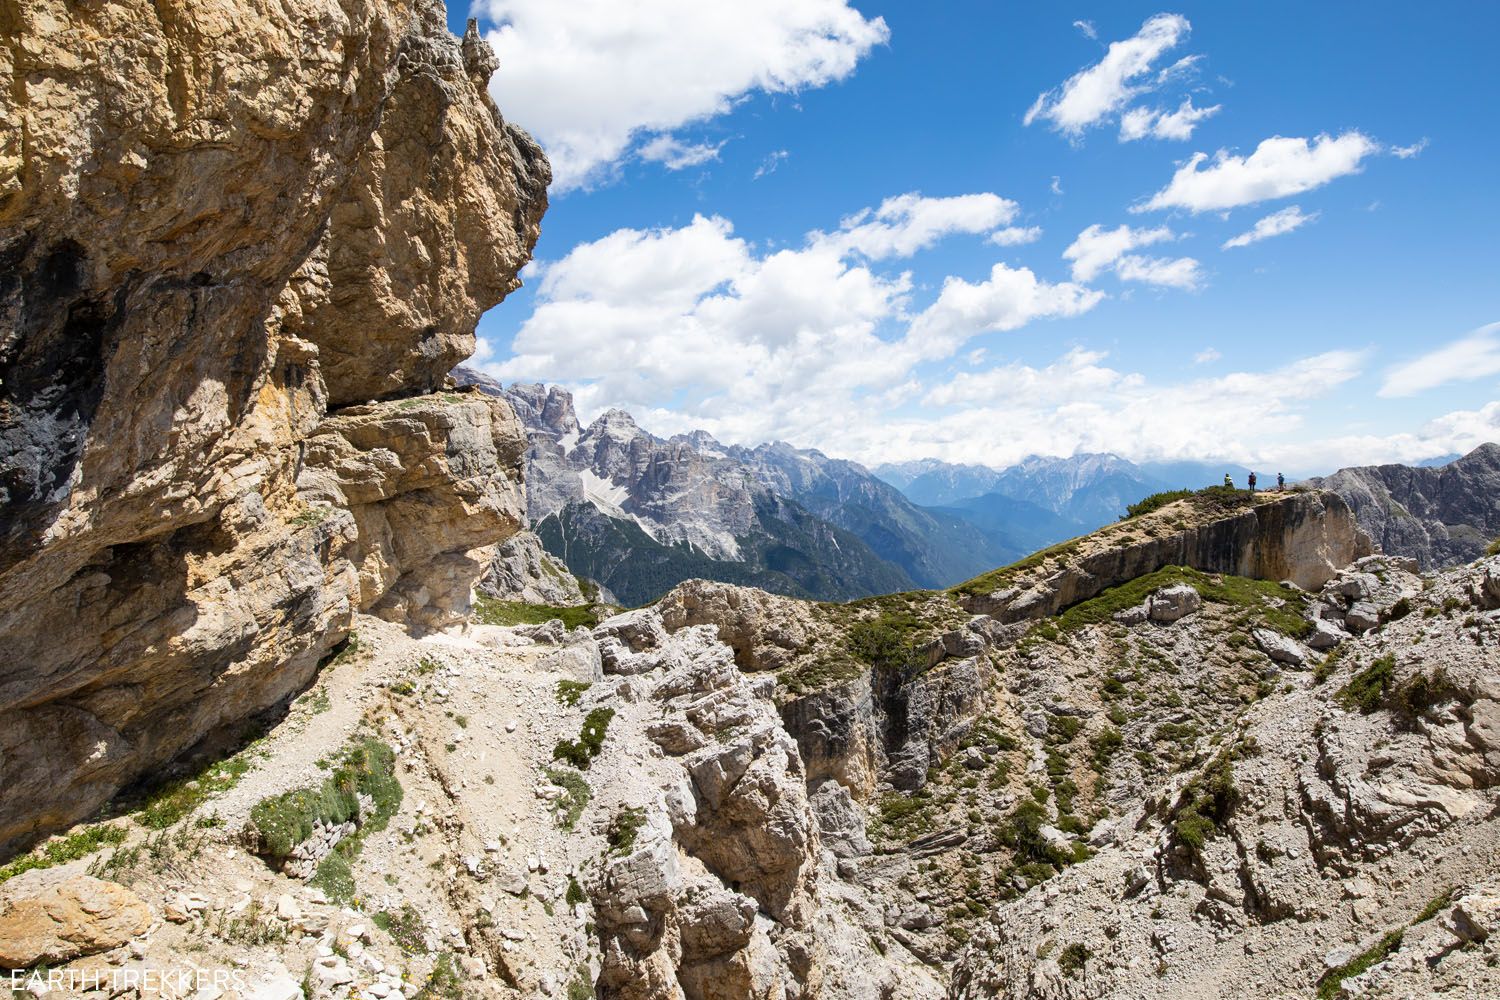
<box><xmin>1119</xmin><ymin>97</ymin><xmax>1220</xmax><ymax>142</ymax></box>
<box><xmin>637</xmin><ymin>135</ymin><xmax>726</xmax><ymax>170</ymax></box>
<box><xmin>1024</xmin><ymin>13</ymin><xmax>1192</xmax><ymax>137</ymax></box>
<box><xmin>1222</xmin><ymin>205</ymin><xmax>1318</xmax><ymax>249</ymax></box>
<box><xmin>1137</xmin><ymin>131</ymin><xmax>1379</xmax><ymax>213</ymax></box>
<box><xmin>1379</xmin><ymin>322</ymin><xmax>1500</xmax><ymax>398</ymax></box>
<box><xmin>819</xmin><ymin>193</ymin><xmax>1022</xmax><ymax>260</ymax></box>
<box><xmin>989</xmin><ymin>226</ymin><xmax>1044</xmax><ymax>247</ymax></box>
<box><xmin>484</xmin><ymin>196</ymin><xmax>1100</xmax><ymax>448</ymax></box>
<box><xmin>476</xmin><ymin>0</ymin><xmax>888</xmax><ymax>190</ymax></box>
<box><xmin>1063</xmin><ymin>223</ymin><xmax>1201</xmax><ymax>288</ymax></box>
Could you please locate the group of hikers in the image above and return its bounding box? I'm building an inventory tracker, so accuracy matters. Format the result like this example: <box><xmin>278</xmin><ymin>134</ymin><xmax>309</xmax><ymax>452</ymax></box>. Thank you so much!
<box><xmin>1224</xmin><ymin>471</ymin><xmax>1284</xmax><ymax>492</ymax></box>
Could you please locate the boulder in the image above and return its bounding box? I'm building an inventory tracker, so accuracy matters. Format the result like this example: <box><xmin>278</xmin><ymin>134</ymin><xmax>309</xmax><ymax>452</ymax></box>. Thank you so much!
<box><xmin>1482</xmin><ymin>561</ymin><xmax>1500</xmax><ymax>610</ymax></box>
<box><xmin>0</xmin><ymin>874</ymin><xmax>151</xmax><ymax>968</ymax></box>
<box><xmin>1252</xmin><ymin>628</ymin><xmax>1307</xmax><ymax>667</ymax></box>
<box><xmin>1306</xmin><ymin>618</ymin><xmax>1347</xmax><ymax>650</ymax></box>
<box><xmin>594</xmin><ymin>609</ymin><xmax>668</xmax><ymax>654</ymax></box>
<box><xmin>1345</xmin><ymin>601</ymin><xmax>1381</xmax><ymax>633</ymax></box>
<box><xmin>1148</xmin><ymin>584</ymin><xmax>1203</xmax><ymax>623</ymax></box>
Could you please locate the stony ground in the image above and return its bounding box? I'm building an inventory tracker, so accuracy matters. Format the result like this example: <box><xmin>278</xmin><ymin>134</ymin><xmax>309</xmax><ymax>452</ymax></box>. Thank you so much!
<box><xmin>4</xmin><ymin>548</ymin><xmax>1499</xmax><ymax>1000</ymax></box>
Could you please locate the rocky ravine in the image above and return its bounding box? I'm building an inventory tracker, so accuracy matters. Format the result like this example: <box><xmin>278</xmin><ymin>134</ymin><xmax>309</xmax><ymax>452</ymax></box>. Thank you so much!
<box><xmin>0</xmin><ymin>0</ymin><xmax>548</xmax><ymax>855</ymax></box>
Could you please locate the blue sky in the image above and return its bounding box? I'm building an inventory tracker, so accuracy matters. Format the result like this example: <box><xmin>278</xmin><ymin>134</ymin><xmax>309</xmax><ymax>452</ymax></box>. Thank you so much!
<box><xmin>452</xmin><ymin>2</ymin><xmax>1499</xmax><ymax>476</ymax></box>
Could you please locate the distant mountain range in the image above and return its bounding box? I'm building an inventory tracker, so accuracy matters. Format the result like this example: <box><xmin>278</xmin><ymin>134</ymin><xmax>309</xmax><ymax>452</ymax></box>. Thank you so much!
<box><xmin>876</xmin><ymin>454</ymin><xmax>1250</xmax><ymax>531</ymax></box>
<box><xmin>457</xmin><ymin>371</ymin><xmax>1012</xmax><ymax>605</ymax></box>
<box><xmin>456</xmin><ymin>369</ymin><xmax>1498</xmax><ymax>601</ymax></box>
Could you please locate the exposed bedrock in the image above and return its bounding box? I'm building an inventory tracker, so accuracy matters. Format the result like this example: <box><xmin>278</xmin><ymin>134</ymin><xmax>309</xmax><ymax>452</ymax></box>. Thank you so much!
<box><xmin>0</xmin><ymin>0</ymin><xmax>547</xmax><ymax>855</ymax></box>
<box><xmin>961</xmin><ymin>490</ymin><xmax>1372</xmax><ymax>621</ymax></box>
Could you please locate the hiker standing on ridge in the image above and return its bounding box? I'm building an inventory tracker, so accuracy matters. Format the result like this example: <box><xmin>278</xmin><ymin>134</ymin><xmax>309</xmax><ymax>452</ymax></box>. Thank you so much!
<box><xmin>1277</xmin><ymin>472</ymin><xmax>1285</xmax><ymax>490</ymax></box>
<box><xmin>1248</xmin><ymin>472</ymin><xmax>1257</xmax><ymax>492</ymax></box>
<box><xmin>1224</xmin><ymin>473</ymin><xmax>1233</xmax><ymax>488</ymax></box>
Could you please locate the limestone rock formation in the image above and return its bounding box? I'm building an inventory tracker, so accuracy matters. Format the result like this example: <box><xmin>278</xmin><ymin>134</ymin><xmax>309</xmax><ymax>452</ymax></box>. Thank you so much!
<box><xmin>1309</xmin><ymin>443</ymin><xmax>1500</xmax><ymax>569</ymax></box>
<box><xmin>0</xmin><ymin>0</ymin><xmax>547</xmax><ymax>855</ymax></box>
<box><xmin>957</xmin><ymin>489</ymin><xmax>1371</xmax><ymax>621</ymax></box>
<box><xmin>0</xmin><ymin>872</ymin><xmax>151</xmax><ymax>968</ymax></box>
<box><xmin>480</xmin><ymin>529</ymin><xmax>588</xmax><ymax>605</ymax></box>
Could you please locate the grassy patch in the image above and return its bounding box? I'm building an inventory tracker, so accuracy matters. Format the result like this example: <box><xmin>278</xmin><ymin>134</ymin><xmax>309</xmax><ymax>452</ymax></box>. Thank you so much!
<box><xmin>606</xmin><ymin>807</ymin><xmax>647</xmax><ymax>855</ymax></box>
<box><xmin>414</xmin><ymin>952</ymin><xmax>466</xmax><ymax>1000</ymax></box>
<box><xmin>246</xmin><ymin>739</ymin><xmax>401</xmax><ymax>903</ymax></box>
<box><xmin>553</xmin><ymin>708</ymin><xmax>615</xmax><ymax>770</ymax></box>
<box><xmin>373</xmin><ymin>904</ymin><xmax>428</xmax><ymax>955</ymax></box>
<box><xmin>1317</xmin><ymin>887</ymin><xmax>1458</xmax><ymax>998</ymax></box>
<box><xmin>545</xmin><ymin>767</ymin><xmax>592</xmax><ymax>831</ymax></box>
<box><xmin>474</xmin><ymin>596</ymin><xmax>599</xmax><ymax>630</ymax></box>
<box><xmin>137</xmin><ymin>754</ymin><xmax>256</xmax><ymax>830</ymax></box>
<box><xmin>1171</xmin><ymin>754</ymin><xmax>1238</xmax><ymax>858</ymax></box>
<box><xmin>1317</xmin><ymin>929</ymin><xmax>1403</xmax><ymax>999</ymax></box>
<box><xmin>1487</xmin><ymin>536</ymin><xmax>1500</xmax><ymax>557</ymax></box>
<box><xmin>777</xmin><ymin>652</ymin><xmax>865</xmax><ymax>698</ymax></box>
<box><xmin>1336</xmin><ymin>655</ymin><xmax>1395</xmax><ymax>714</ymax></box>
<box><xmin>1044</xmin><ymin>565</ymin><xmax>1312</xmax><ymax>639</ymax></box>
<box><xmin>0</xmin><ymin>824</ymin><xmax>128</xmax><ymax>885</ymax></box>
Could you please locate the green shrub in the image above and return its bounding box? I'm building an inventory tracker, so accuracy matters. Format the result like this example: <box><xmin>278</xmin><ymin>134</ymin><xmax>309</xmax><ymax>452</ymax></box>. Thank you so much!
<box><xmin>1123</xmin><ymin>490</ymin><xmax>1193</xmax><ymax>520</ymax></box>
<box><xmin>1090</xmin><ymin>727</ymin><xmax>1124</xmax><ymax>772</ymax></box>
<box><xmin>1336</xmin><ymin>655</ymin><xmax>1395</xmax><ymax>714</ymax></box>
<box><xmin>545</xmin><ymin>767</ymin><xmax>591</xmax><ymax>831</ymax></box>
<box><xmin>1058</xmin><ymin>942</ymin><xmax>1091</xmax><ymax>976</ymax></box>
<box><xmin>566</xmin><ymin>875</ymin><xmax>587</xmax><ymax>907</ymax></box>
<box><xmin>1394</xmin><ymin>669</ymin><xmax>1461</xmax><ymax>721</ymax></box>
<box><xmin>1487</xmin><ymin>536</ymin><xmax>1500</xmax><ymax>557</ymax></box>
<box><xmin>1171</xmin><ymin>755</ymin><xmax>1238</xmax><ymax>856</ymax></box>
<box><xmin>606</xmin><ymin>807</ymin><xmax>647</xmax><ymax>855</ymax></box>
<box><xmin>846</xmin><ymin>610</ymin><xmax>928</xmax><ymax>670</ymax></box>
<box><xmin>553</xmin><ymin>708</ymin><xmax>615</xmax><ymax>770</ymax></box>
<box><xmin>555</xmin><ymin>680</ymin><xmax>592</xmax><ymax>707</ymax></box>
<box><xmin>1047</xmin><ymin>716</ymin><xmax>1083</xmax><ymax>744</ymax></box>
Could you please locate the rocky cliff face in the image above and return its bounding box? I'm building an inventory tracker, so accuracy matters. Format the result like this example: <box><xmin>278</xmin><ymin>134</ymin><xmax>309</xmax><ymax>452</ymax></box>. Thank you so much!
<box><xmin>1309</xmin><ymin>442</ymin><xmax>1500</xmax><ymax>569</ymax></box>
<box><xmin>956</xmin><ymin>489</ymin><xmax>1372</xmax><ymax>621</ymax></box>
<box><xmin>0</xmin><ymin>0</ymin><xmax>547</xmax><ymax>855</ymax></box>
